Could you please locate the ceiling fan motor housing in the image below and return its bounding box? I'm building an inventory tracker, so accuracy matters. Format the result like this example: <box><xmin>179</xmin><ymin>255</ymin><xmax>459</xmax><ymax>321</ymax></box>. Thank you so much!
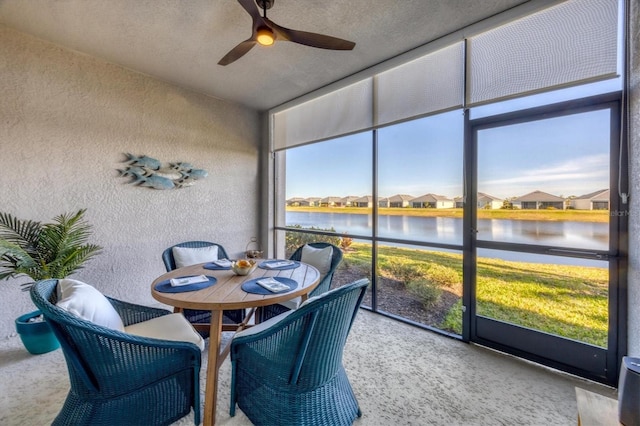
<box><xmin>256</xmin><ymin>0</ymin><xmax>274</xmax><ymax>10</ymax></box>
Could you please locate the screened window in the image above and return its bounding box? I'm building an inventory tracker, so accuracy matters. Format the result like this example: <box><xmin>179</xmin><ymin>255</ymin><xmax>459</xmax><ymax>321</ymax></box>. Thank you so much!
<box><xmin>270</xmin><ymin>0</ymin><xmax>624</xmax><ymax>383</ymax></box>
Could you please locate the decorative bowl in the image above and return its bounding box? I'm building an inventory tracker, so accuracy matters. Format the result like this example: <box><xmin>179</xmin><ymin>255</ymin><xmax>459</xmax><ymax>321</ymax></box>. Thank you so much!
<box><xmin>245</xmin><ymin>249</ymin><xmax>263</xmax><ymax>259</ymax></box>
<box><xmin>231</xmin><ymin>259</ymin><xmax>257</xmax><ymax>276</ymax></box>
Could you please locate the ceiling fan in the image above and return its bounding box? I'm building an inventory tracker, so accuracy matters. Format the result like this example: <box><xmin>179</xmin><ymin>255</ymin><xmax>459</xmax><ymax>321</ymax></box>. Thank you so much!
<box><xmin>218</xmin><ymin>0</ymin><xmax>356</xmax><ymax>66</ymax></box>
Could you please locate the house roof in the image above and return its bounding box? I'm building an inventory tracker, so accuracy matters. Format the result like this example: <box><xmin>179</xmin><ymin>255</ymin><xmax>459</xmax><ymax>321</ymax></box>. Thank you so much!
<box><xmin>513</xmin><ymin>190</ymin><xmax>564</xmax><ymax>202</ymax></box>
<box><xmin>574</xmin><ymin>189</ymin><xmax>610</xmax><ymax>201</ymax></box>
<box><xmin>411</xmin><ymin>193</ymin><xmax>453</xmax><ymax>203</ymax></box>
<box><xmin>387</xmin><ymin>194</ymin><xmax>415</xmax><ymax>202</ymax></box>
<box><xmin>340</xmin><ymin>196</ymin><xmax>361</xmax><ymax>203</ymax></box>
<box><xmin>478</xmin><ymin>192</ymin><xmax>503</xmax><ymax>202</ymax></box>
<box><xmin>320</xmin><ymin>196</ymin><xmax>342</xmax><ymax>203</ymax></box>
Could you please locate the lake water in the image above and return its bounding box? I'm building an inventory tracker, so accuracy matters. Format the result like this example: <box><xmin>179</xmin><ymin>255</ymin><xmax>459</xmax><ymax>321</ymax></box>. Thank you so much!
<box><xmin>286</xmin><ymin>211</ymin><xmax>609</xmax><ymax>266</ymax></box>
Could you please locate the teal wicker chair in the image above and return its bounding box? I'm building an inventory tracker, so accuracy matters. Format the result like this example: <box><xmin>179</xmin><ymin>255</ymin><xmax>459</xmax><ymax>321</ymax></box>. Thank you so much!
<box><xmin>162</xmin><ymin>241</ymin><xmax>245</xmax><ymax>335</ymax></box>
<box><xmin>30</xmin><ymin>279</ymin><xmax>201</xmax><ymax>426</ymax></box>
<box><xmin>230</xmin><ymin>278</ymin><xmax>369</xmax><ymax>425</ymax></box>
<box><xmin>258</xmin><ymin>242</ymin><xmax>343</xmax><ymax>322</ymax></box>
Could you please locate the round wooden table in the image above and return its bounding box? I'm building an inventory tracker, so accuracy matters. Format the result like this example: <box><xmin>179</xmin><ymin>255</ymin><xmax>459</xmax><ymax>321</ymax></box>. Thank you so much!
<box><xmin>151</xmin><ymin>260</ymin><xmax>320</xmax><ymax>426</ymax></box>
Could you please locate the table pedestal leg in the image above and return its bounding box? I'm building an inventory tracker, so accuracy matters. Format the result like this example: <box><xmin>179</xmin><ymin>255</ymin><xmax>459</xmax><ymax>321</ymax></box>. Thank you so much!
<box><xmin>203</xmin><ymin>310</ymin><xmax>223</xmax><ymax>426</ymax></box>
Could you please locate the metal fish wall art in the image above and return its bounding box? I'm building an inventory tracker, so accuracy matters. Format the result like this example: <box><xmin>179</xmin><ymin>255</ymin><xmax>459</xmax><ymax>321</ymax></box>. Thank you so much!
<box><xmin>118</xmin><ymin>153</ymin><xmax>208</xmax><ymax>190</ymax></box>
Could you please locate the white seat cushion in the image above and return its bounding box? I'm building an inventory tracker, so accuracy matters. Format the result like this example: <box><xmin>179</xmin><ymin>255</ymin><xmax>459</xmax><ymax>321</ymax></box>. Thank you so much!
<box><xmin>125</xmin><ymin>313</ymin><xmax>205</xmax><ymax>351</ymax></box>
<box><xmin>172</xmin><ymin>245</ymin><xmax>219</xmax><ymax>268</ymax></box>
<box><xmin>300</xmin><ymin>244</ymin><xmax>333</xmax><ymax>276</ymax></box>
<box><xmin>278</xmin><ymin>297</ymin><xmax>301</xmax><ymax>311</ymax></box>
<box><xmin>56</xmin><ymin>279</ymin><xmax>125</xmax><ymax>332</ymax></box>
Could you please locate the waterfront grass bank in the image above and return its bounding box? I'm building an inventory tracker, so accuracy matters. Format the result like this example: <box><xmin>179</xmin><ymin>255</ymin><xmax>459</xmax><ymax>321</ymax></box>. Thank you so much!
<box><xmin>286</xmin><ymin>206</ymin><xmax>610</xmax><ymax>223</ymax></box>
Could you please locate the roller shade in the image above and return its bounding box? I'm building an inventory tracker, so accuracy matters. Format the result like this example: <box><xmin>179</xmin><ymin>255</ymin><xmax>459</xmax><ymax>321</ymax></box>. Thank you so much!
<box><xmin>273</xmin><ymin>0</ymin><xmax>620</xmax><ymax>150</ymax></box>
<box><xmin>375</xmin><ymin>42</ymin><xmax>465</xmax><ymax>127</ymax></box>
<box><xmin>467</xmin><ymin>0</ymin><xmax>619</xmax><ymax>106</ymax></box>
<box><xmin>272</xmin><ymin>78</ymin><xmax>373</xmax><ymax>151</ymax></box>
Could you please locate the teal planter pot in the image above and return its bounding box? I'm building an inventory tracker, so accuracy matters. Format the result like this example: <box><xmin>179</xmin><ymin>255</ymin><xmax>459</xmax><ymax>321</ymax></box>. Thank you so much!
<box><xmin>15</xmin><ymin>310</ymin><xmax>60</xmax><ymax>355</ymax></box>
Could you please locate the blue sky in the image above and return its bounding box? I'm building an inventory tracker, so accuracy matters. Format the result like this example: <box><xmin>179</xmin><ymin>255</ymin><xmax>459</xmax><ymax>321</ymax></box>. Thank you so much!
<box><xmin>286</xmin><ymin>79</ymin><xmax>620</xmax><ymax>201</ymax></box>
<box><xmin>477</xmin><ymin>110</ymin><xmax>610</xmax><ymax>199</ymax></box>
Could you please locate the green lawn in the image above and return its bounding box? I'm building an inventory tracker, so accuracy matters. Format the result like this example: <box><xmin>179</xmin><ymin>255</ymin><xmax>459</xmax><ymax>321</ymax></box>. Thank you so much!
<box><xmin>341</xmin><ymin>243</ymin><xmax>608</xmax><ymax>347</ymax></box>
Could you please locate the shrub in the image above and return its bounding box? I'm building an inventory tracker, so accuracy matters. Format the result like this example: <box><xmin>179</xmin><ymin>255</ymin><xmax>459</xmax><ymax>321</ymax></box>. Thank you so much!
<box><xmin>440</xmin><ymin>300</ymin><xmax>463</xmax><ymax>334</ymax></box>
<box><xmin>407</xmin><ymin>278</ymin><xmax>442</xmax><ymax>308</ymax></box>
<box><xmin>285</xmin><ymin>225</ymin><xmax>341</xmax><ymax>254</ymax></box>
<box><xmin>425</xmin><ymin>264</ymin><xmax>459</xmax><ymax>288</ymax></box>
<box><xmin>382</xmin><ymin>259</ymin><xmax>425</xmax><ymax>283</ymax></box>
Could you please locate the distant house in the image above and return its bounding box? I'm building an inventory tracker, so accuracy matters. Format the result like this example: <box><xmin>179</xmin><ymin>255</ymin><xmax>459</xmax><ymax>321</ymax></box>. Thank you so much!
<box><xmin>410</xmin><ymin>193</ymin><xmax>454</xmax><ymax>209</ymax></box>
<box><xmin>453</xmin><ymin>193</ymin><xmax>502</xmax><ymax>209</ymax></box>
<box><xmin>386</xmin><ymin>194</ymin><xmax>414</xmax><ymax>208</ymax></box>
<box><xmin>478</xmin><ymin>192</ymin><xmax>503</xmax><ymax>209</ymax></box>
<box><xmin>340</xmin><ymin>195</ymin><xmax>360</xmax><ymax>207</ymax></box>
<box><xmin>511</xmin><ymin>190</ymin><xmax>565</xmax><ymax>210</ymax></box>
<box><xmin>571</xmin><ymin>189</ymin><xmax>610</xmax><ymax>210</ymax></box>
<box><xmin>286</xmin><ymin>197</ymin><xmax>305</xmax><ymax>206</ymax></box>
<box><xmin>353</xmin><ymin>195</ymin><xmax>374</xmax><ymax>208</ymax></box>
<box><xmin>300</xmin><ymin>197</ymin><xmax>321</xmax><ymax>207</ymax></box>
<box><xmin>320</xmin><ymin>196</ymin><xmax>342</xmax><ymax>207</ymax></box>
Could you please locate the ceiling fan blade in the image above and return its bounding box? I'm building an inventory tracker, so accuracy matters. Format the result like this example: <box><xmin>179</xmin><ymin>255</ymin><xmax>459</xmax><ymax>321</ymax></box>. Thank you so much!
<box><xmin>218</xmin><ymin>40</ymin><xmax>257</xmax><ymax>66</ymax></box>
<box><xmin>265</xmin><ymin>19</ymin><xmax>355</xmax><ymax>50</ymax></box>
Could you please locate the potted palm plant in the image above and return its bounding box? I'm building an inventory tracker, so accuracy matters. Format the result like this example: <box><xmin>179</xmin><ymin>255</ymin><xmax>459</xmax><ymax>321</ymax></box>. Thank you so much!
<box><xmin>0</xmin><ymin>209</ymin><xmax>102</xmax><ymax>354</ymax></box>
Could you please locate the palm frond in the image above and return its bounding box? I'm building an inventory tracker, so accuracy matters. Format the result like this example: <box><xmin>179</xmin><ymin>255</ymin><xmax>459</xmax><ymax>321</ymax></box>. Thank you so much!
<box><xmin>48</xmin><ymin>243</ymin><xmax>102</xmax><ymax>279</ymax></box>
<box><xmin>0</xmin><ymin>240</ymin><xmax>39</xmax><ymax>280</ymax></box>
<box><xmin>40</xmin><ymin>210</ymin><xmax>93</xmax><ymax>261</ymax></box>
<box><xmin>0</xmin><ymin>209</ymin><xmax>102</xmax><ymax>283</ymax></box>
<box><xmin>0</xmin><ymin>212</ymin><xmax>42</xmax><ymax>256</ymax></box>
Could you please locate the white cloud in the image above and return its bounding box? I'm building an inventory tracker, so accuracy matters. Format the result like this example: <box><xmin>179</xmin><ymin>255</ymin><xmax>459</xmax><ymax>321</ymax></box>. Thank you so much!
<box><xmin>480</xmin><ymin>154</ymin><xmax>609</xmax><ymax>198</ymax></box>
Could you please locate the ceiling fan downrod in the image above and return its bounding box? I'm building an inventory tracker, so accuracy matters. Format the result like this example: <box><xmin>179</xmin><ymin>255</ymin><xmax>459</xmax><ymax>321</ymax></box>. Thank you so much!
<box><xmin>256</xmin><ymin>0</ymin><xmax>274</xmax><ymax>16</ymax></box>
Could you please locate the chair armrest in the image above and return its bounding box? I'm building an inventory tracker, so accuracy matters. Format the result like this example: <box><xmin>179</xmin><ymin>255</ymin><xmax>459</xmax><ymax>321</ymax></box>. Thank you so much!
<box><xmin>73</xmin><ymin>322</ymin><xmax>201</xmax><ymax>397</ymax></box>
<box><xmin>107</xmin><ymin>296</ymin><xmax>171</xmax><ymax>326</ymax></box>
<box><xmin>309</xmin><ymin>271</ymin><xmax>334</xmax><ymax>297</ymax></box>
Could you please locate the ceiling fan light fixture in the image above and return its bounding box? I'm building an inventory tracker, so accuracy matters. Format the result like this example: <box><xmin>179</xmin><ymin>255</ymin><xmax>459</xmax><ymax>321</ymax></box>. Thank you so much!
<box><xmin>256</xmin><ymin>26</ymin><xmax>274</xmax><ymax>46</ymax></box>
<box><xmin>218</xmin><ymin>0</ymin><xmax>355</xmax><ymax>65</ymax></box>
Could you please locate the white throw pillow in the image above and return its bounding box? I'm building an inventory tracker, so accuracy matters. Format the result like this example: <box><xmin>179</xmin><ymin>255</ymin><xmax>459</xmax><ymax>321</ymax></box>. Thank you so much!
<box><xmin>300</xmin><ymin>244</ymin><xmax>333</xmax><ymax>277</ymax></box>
<box><xmin>172</xmin><ymin>245</ymin><xmax>219</xmax><ymax>268</ymax></box>
<box><xmin>125</xmin><ymin>313</ymin><xmax>205</xmax><ymax>351</ymax></box>
<box><xmin>56</xmin><ymin>279</ymin><xmax>125</xmax><ymax>331</ymax></box>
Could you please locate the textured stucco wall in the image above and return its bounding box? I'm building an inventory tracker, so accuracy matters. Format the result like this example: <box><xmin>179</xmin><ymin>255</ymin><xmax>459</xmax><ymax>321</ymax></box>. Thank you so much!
<box><xmin>0</xmin><ymin>25</ymin><xmax>261</xmax><ymax>338</ymax></box>
<box><xmin>628</xmin><ymin>0</ymin><xmax>640</xmax><ymax>356</ymax></box>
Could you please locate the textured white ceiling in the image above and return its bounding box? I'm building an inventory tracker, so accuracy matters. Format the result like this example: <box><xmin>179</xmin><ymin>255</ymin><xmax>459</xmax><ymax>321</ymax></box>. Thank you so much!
<box><xmin>0</xmin><ymin>0</ymin><xmax>528</xmax><ymax>111</ymax></box>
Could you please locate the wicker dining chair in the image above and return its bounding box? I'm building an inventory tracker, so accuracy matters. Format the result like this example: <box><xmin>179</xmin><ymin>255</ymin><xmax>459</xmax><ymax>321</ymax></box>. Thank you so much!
<box><xmin>162</xmin><ymin>241</ymin><xmax>245</xmax><ymax>336</ymax></box>
<box><xmin>258</xmin><ymin>242</ymin><xmax>343</xmax><ymax>322</ymax></box>
<box><xmin>30</xmin><ymin>279</ymin><xmax>201</xmax><ymax>426</ymax></box>
<box><xmin>230</xmin><ymin>278</ymin><xmax>369</xmax><ymax>425</ymax></box>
